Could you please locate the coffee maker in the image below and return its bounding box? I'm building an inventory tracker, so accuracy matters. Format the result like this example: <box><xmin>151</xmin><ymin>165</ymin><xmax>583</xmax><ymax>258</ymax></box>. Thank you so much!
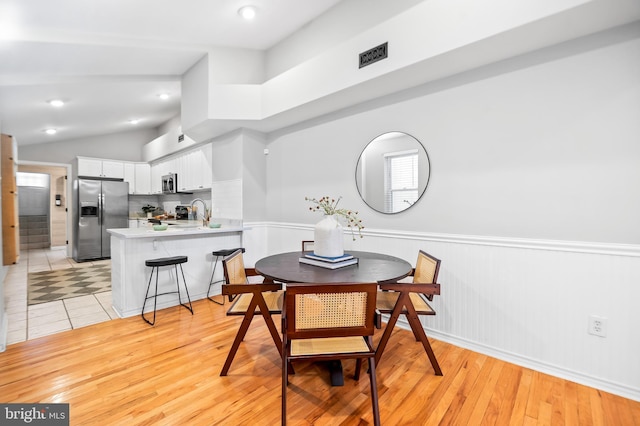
<box><xmin>175</xmin><ymin>205</ymin><xmax>189</xmax><ymax>220</ymax></box>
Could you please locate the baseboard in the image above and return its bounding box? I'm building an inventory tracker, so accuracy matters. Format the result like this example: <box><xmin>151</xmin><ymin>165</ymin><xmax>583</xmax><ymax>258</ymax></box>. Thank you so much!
<box><xmin>114</xmin><ymin>290</ymin><xmax>214</xmax><ymax>319</ymax></box>
<box><xmin>390</xmin><ymin>317</ymin><xmax>640</xmax><ymax>402</ymax></box>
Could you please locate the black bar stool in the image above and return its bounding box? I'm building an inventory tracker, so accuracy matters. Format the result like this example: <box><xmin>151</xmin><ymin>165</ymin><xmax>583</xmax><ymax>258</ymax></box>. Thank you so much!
<box><xmin>207</xmin><ymin>247</ymin><xmax>245</xmax><ymax>305</ymax></box>
<box><xmin>142</xmin><ymin>255</ymin><xmax>193</xmax><ymax>325</ymax></box>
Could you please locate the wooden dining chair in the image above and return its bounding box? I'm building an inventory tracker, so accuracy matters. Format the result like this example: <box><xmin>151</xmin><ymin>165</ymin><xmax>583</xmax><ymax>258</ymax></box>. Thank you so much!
<box><xmin>282</xmin><ymin>282</ymin><xmax>380</xmax><ymax>426</ymax></box>
<box><xmin>220</xmin><ymin>249</ymin><xmax>285</xmax><ymax>376</ymax></box>
<box><xmin>375</xmin><ymin>250</ymin><xmax>442</xmax><ymax>375</ymax></box>
<box><xmin>301</xmin><ymin>240</ymin><xmax>314</xmax><ymax>252</ymax></box>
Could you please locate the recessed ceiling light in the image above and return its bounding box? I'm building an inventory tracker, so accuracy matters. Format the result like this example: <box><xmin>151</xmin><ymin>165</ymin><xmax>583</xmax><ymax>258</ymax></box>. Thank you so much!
<box><xmin>238</xmin><ymin>5</ymin><xmax>257</xmax><ymax>20</ymax></box>
<box><xmin>49</xmin><ymin>99</ymin><xmax>64</xmax><ymax>107</ymax></box>
<box><xmin>45</xmin><ymin>128</ymin><xmax>57</xmax><ymax>135</ymax></box>
<box><xmin>128</xmin><ymin>119</ymin><xmax>140</xmax><ymax>125</ymax></box>
<box><xmin>158</xmin><ymin>93</ymin><xmax>170</xmax><ymax>100</ymax></box>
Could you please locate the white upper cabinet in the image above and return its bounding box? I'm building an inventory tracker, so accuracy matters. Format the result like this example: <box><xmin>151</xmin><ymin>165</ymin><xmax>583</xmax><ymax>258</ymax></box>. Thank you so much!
<box><xmin>123</xmin><ymin>162</ymin><xmax>135</xmax><ymax>194</ymax></box>
<box><xmin>151</xmin><ymin>160</ymin><xmax>169</xmax><ymax>194</ymax></box>
<box><xmin>134</xmin><ymin>163</ymin><xmax>151</xmax><ymax>194</ymax></box>
<box><xmin>124</xmin><ymin>162</ymin><xmax>151</xmax><ymax>195</ymax></box>
<box><xmin>77</xmin><ymin>158</ymin><xmax>102</xmax><ymax>177</ymax></box>
<box><xmin>75</xmin><ymin>148</ymin><xmax>208</xmax><ymax>194</ymax></box>
<box><xmin>102</xmin><ymin>160</ymin><xmax>125</xmax><ymax>179</ymax></box>
<box><xmin>176</xmin><ymin>154</ymin><xmax>190</xmax><ymax>191</ymax></box>
<box><xmin>150</xmin><ymin>143</ymin><xmax>213</xmax><ymax>192</ymax></box>
<box><xmin>150</xmin><ymin>163</ymin><xmax>162</xmax><ymax>194</ymax></box>
<box><xmin>77</xmin><ymin>157</ymin><xmax>125</xmax><ymax>179</ymax></box>
<box><xmin>182</xmin><ymin>144</ymin><xmax>213</xmax><ymax>190</ymax></box>
<box><xmin>181</xmin><ymin>144</ymin><xmax>212</xmax><ymax>191</ymax></box>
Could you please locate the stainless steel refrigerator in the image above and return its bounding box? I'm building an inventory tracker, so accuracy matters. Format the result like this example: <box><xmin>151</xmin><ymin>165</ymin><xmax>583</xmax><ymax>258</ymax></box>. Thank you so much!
<box><xmin>73</xmin><ymin>178</ymin><xmax>129</xmax><ymax>261</ymax></box>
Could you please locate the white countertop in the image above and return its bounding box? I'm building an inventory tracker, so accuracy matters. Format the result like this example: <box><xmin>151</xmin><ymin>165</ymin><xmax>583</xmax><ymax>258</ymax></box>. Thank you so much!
<box><xmin>108</xmin><ymin>224</ymin><xmax>243</xmax><ymax>239</ymax></box>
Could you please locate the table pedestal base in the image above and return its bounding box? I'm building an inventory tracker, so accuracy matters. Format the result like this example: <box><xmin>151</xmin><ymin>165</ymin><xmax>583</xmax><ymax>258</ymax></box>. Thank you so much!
<box><xmin>328</xmin><ymin>361</ymin><xmax>344</xmax><ymax>386</ymax></box>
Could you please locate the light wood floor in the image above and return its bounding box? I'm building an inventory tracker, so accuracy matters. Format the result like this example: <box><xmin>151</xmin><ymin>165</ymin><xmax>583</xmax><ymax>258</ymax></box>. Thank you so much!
<box><xmin>1</xmin><ymin>299</ymin><xmax>638</xmax><ymax>425</ymax></box>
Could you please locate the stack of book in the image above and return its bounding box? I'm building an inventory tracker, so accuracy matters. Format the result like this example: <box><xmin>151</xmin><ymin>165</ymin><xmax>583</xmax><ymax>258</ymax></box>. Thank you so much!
<box><xmin>298</xmin><ymin>252</ymin><xmax>359</xmax><ymax>269</ymax></box>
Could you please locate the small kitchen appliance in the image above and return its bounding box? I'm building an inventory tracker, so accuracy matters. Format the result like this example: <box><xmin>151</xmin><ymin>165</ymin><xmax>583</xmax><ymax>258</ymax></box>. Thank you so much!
<box><xmin>162</xmin><ymin>173</ymin><xmax>178</xmax><ymax>194</ymax></box>
<box><xmin>175</xmin><ymin>205</ymin><xmax>190</xmax><ymax>220</ymax></box>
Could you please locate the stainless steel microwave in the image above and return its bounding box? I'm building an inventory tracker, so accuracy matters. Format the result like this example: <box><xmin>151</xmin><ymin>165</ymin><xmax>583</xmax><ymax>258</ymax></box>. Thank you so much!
<box><xmin>162</xmin><ymin>173</ymin><xmax>178</xmax><ymax>194</ymax></box>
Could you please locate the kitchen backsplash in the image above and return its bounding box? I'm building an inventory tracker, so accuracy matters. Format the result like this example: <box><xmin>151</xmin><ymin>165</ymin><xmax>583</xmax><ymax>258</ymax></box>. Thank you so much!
<box><xmin>211</xmin><ymin>179</ymin><xmax>242</xmax><ymax>220</ymax></box>
<box><xmin>128</xmin><ymin>190</ymin><xmax>211</xmax><ymax>218</ymax></box>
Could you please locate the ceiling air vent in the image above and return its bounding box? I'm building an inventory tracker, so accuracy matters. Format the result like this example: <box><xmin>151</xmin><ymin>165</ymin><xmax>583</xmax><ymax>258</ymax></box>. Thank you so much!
<box><xmin>359</xmin><ymin>42</ymin><xmax>388</xmax><ymax>69</ymax></box>
<box><xmin>178</xmin><ymin>134</ymin><xmax>184</xmax><ymax>143</ymax></box>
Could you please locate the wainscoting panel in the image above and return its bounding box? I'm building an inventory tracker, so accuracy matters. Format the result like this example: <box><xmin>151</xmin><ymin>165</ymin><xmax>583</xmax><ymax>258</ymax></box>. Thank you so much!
<box><xmin>242</xmin><ymin>222</ymin><xmax>640</xmax><ymax>401</ymax></box>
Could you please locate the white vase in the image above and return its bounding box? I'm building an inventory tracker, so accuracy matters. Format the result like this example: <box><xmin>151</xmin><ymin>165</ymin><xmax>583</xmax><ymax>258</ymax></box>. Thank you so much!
<box><xmin>313</xmin><ymin>215</ymin><xmax>344</xmax><ymax>257</ymax></box>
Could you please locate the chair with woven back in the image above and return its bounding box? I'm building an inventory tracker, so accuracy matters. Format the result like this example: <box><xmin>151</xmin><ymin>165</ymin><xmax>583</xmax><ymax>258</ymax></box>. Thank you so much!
<box><xmin>375</xmin><ymin>249</ymin><xmax>442</xmax><ymax>375</ymax></box>
<box><xmin>219</xmin><ymin>249</ymin><xmax>285</xmax><ymax>376</ymax></box>
<box><xmin>301</xmin><ymin>240</ymin><xmax>314</xmax><ymax>252</ymax></box>
<box><xmin>281</xmin><ymin>282</ymin><xmax>380</xmax><ymax>426</ymax></box>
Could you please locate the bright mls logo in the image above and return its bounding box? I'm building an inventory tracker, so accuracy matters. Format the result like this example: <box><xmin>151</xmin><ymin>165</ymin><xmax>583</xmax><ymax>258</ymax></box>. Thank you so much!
<box><xmin>1</xmin><ymin>404</ymin><xmax>69</xmax><ymax>425</ymax></box>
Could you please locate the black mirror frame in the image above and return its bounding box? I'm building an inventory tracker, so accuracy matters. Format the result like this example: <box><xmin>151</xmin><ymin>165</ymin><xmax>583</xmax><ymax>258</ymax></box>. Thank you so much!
<box><xmin>355</xmin><ymin>131</ymin><xmax>431</xmax><ymax>214</ymax></box>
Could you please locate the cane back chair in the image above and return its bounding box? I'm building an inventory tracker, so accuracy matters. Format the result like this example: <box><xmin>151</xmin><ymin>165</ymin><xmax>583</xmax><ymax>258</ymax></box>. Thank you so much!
<box><xmin>375</xmin><ymin>250</ymin><xmax>442</xmax><ymax>375</ymax></box>
<box><xmin>281</xmin><ymin>282</ymin><xmax>380</xmax><ymax>426</ymax></box>
<box><xmin>220</xmin><ymin>249</ymin><xmax>284</xmax><ymax>376</ymax></box>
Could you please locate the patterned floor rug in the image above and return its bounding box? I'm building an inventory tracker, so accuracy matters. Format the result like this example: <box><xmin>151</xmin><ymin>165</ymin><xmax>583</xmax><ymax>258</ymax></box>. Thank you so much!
<box><xmin>28</xmin><ymin>265</ymin><xmax>111</xmax><ymax>305</ymax></box>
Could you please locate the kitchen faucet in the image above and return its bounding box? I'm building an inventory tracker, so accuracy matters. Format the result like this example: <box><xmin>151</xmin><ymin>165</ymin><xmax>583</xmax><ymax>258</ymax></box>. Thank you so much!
<box><xmin>190</xmin><ymin>198</ymin><xmax>209</xmax><ymax>224</ymax></box>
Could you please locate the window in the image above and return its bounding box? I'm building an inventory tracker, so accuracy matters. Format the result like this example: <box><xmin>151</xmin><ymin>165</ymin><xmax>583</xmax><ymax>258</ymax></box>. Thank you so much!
<box><xmin>17</xmin><ymin>172</ymin><xmax>49</xmax><ymax>188</ymax></box>
<box><xmin>384</xmin><ymin>150</ymin><xmax>419</xmax><ymax>212</ymax></box>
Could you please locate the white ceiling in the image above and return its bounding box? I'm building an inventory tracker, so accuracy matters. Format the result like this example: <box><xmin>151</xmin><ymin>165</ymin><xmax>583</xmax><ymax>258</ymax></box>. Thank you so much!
<box><xmin>0</xmin><ymin>0</ymin><xmax>343</xmax><ymax>146</ymax></box>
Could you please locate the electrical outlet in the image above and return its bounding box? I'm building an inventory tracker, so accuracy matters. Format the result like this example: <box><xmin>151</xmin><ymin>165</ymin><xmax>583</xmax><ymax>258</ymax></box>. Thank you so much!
<box><xmin>588</xmin><ymin>315</ymin><xmax>607</xmax><ymax>337</ymax></box>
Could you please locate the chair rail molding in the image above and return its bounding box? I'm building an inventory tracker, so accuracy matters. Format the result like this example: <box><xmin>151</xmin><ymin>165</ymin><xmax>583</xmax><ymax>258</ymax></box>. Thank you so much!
<box><xmin>258</xmin><ymin>221</ymin><xmax>640</xmax><ymax>257</ymax></box>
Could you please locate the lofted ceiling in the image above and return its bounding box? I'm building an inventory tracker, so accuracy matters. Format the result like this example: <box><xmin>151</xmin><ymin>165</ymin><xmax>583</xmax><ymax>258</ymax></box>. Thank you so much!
<box><xmin>2</xmin><ymin>0</ymin><xmax>639</xmax><ymax>149</ymax></box>
<box><xmin>0</xmin><ymin>0</ymin><xmax>343</xmax><ymax>146</ymax></box>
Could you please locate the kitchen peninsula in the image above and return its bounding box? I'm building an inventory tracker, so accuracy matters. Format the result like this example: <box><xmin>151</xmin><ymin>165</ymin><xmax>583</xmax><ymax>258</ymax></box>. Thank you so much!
<box><xmin>107</xmin><ymin>222</ymin><xmax>243</xmax><ymax>318</ymax></box>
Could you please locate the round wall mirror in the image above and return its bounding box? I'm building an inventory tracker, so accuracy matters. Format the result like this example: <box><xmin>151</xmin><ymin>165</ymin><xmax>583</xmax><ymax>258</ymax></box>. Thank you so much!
<box><xmin>355</xmin><ymin>131</ymin><xmax>430</xmax><ymax>214</ymax></box>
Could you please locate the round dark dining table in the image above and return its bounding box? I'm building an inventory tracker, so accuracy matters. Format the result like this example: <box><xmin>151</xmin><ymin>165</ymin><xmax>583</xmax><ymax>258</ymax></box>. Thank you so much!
<box><xmin>255</xmin><ymin>250</ymin><xmax>412</xmax><ymax>284</ymax></box>
<box><xmin>255</xmin><ymin>250</ymin><xmax>412</xmax><ymax>386</ymax></box>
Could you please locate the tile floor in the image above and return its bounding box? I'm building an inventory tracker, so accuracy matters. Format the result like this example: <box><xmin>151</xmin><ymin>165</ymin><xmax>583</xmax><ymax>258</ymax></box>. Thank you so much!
<box><xmin>4</xmin><ymin>247</ymin><xmax>118</xmax><ymax>345</ymax></box>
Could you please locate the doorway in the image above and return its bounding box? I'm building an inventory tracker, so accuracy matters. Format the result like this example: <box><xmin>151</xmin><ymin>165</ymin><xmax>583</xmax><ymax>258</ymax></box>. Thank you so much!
<box><xmin>17</xmin><ymin>172</ymin><xmax>50</xmax><ymax>249</ymax></box>
<box><xmin>17</xmin><ymin>164</ymin><xmax>68</xmax><ymax>250</ymax></box>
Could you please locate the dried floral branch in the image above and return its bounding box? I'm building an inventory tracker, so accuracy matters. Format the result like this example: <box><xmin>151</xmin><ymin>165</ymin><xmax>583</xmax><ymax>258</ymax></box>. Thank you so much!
<box><xmin>305</xmin><ymin>196</ymin><xmax>364</xmax><ymax>240</ymax></box>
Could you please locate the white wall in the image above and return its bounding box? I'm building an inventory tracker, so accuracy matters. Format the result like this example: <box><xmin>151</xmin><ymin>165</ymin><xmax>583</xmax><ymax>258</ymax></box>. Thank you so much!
<box><xmin>181</xmin><ymin>55</ymin><xmax>210</xmax><ymax>133</ymax></box>
<box><xmin>181</xmin><ymin>48</ymin><xmax>265</xmax><ymax>133</ymax></box>
<box><xmin>240</xmin><ymin>130</ymin><xmax>267</xmax><ymax>221</ymax></box>
<box><xmin>257</xmin><ymin>26</ymin><xmax>640</xmax><ymax>399</ymax></box>
<box><xmin>267</xmin><ymin>24</ymin><xmax>640</xmax><ymax>245</ymax></box>
<box><xmin>265</xmin><ymin>0</ymin><xmax>424</xmax><ymax>78</ymax></box>
<box><xmin>157</xmin><ymin>115</ymin><xmax>182</xmax><ymax>135</ymax></box>
<box><xmin>209</xmin><ymin>129</ymin><xmax>267</xmax><ymax>221</ymax></box>
<box><xmin>208</xmin><ymin>47</ymin><xmax>265</xmax><ymax>84</ymax></box>
<box><xmin>18</xmin><ymin>128</ymin><xmax>157</xmax><ymax>164</ymax></box>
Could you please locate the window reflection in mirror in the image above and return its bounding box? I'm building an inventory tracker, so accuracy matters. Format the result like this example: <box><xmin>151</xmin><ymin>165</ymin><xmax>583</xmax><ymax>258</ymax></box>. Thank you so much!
<box><xmin>355</xmin><ymin>132</ymin><xmax>430</xmax><ymax>214</ymax></box>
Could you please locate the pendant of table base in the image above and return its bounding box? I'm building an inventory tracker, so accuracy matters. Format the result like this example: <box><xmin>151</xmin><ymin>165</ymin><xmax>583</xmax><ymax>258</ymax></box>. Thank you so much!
<box><xmin>142</xmin><ymin>256</ymin><xmax>193</xmax><ymax>325</ymax></box>
<box><xmin>207</xmin><ymin>247</ymin><xmax>245</xmax><ymax>305</ymax></box>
